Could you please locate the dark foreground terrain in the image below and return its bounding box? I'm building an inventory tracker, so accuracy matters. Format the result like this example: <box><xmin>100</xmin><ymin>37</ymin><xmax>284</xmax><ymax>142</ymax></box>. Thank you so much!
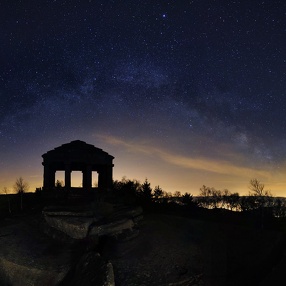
<box><xmin>103</xmin><ymin>213</ymin><xmax>284</xmax><ymax>286</ymax></box>
<box><xmin>0</xmin><ymin>193</ymin><xmax>285</xmax><ymax>285</ymax></box>
<box><xmin>0</xmin><ymin>213</ymin><xmax>284</xmax><ymax>285</ymax></box>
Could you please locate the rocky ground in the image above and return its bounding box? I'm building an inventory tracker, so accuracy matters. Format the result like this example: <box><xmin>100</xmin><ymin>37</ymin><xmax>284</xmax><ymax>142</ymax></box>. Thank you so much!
<box><xmin>104</xmin><ymin>214</ymin><xmax>204</xmax><ymax>286</ymax></box>
<box><xmin>0</xmin><ymin>215</ymin><xmax>71</xmax><ymax>285</ymax></box>
<box><xmin>0</xmin><ymin>208</ymin><xmax>284</xmax><ymax>285</ymax></box>
<box><xmin>101</xmin><ymin>213</ymin><xmax>284</xmax><ymax>286</ymax></box>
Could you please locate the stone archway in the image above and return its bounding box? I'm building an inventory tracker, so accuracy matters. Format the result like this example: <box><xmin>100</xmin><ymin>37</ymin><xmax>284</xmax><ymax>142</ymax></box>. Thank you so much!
<box><xmin>42</xmin><ymin>140</ymin><xmax>114</xmax><ymax>191</ymax></box>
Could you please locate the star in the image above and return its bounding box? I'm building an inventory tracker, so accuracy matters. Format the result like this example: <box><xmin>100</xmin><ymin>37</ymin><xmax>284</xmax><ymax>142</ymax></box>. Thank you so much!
<box><xmin>0</xmin><ymin>0</ymin><xmax>285</xmax><ymax>195</ymax></box>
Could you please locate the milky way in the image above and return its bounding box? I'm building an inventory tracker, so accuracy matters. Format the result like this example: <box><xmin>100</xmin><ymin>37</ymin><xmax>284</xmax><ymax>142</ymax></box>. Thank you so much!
<box><xmin>0</xmin><ymin>1</ymin><xmax>286</xmax><ymax>195</ymax></box>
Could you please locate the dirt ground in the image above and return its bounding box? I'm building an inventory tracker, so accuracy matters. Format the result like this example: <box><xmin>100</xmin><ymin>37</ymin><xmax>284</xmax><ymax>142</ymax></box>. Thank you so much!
<box><xmin>106</xmin><ymin>214</ymin><xmax>203</xmax><ymax>285</ymax></box>
<box><xmin>0</xmin><ymin>212</ymin><xmax>283</xmax><ymax>286</ymax></box>
<box><xmin>101</xmin><ymin>213</ymin><xmax>283</xmax><ymax>286</ymax></box>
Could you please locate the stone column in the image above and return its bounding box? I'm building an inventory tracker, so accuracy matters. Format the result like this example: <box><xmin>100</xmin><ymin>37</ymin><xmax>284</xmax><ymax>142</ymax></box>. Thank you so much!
<box><xmin>43</xmin><ymin>163</ymin><xmax>55</xmax><ymax>190</ymax></box>
<box><xmin>82</xmin><ymin>165</ymin><xmax>92</xmax><ymax>191</ymax></box>
<box><xmin>98</xmin><ymin>166</ymin><xmax>113</xmax><ymax>190</ymax></box>
<box><xmin>106</xmin><ymin>166</ymin><xmax>113</xmax><ymax>190</ymax></box>
<box><xmin>65</xmin><ymin>164</ymin><xmax>71</xmax><ymax>189</ymax></box>
<box><xmin>98</xmin><ymin>168</ymin><xmax>103</xmax><ymax>190</ymax></box>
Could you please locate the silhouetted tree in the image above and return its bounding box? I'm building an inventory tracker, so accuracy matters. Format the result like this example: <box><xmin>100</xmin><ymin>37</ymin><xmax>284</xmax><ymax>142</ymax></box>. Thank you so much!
<box><xmin>182</xmin><ymin>192</ymin><xmax>194</xmax><ymax>206</ymax></box>
<box><xmin>210</xmin><ymin>188</ymin><xmax>222</xmax><ymax>209</ymax></box>
<box><xmin>14</xmin><ymin>177</ymin><xmax>29</xmax><ymax>193</ymax></box>
<box><xmin>173</xmin><ymin>191</ymin><xmax>181</xmax><ymax>197</ymax></box>
<box><xmin>112</xmin><ymin>177</ymin><xmax>141</xmax><ymax>204</ymax></box>
<box><xmin>55</xmin><ymin>180</ymin><xmax>64</xmax><ymax>190</ymax></box>
<box><xmin>140</xmin><ymin>178</ymin><xmax>153</xmax><ymax>204</ymax></box>
<box><xmin>162</xmin><ymin>191</ymin><xmax>172</xmax><ymax>204</ymax></box>
<box><xmin>153</xmin><ymin>185</ymin><xmax>164</xmax><ymax>203</ymax></box>
<box><xmin>227</xmin><ymin>192</ymin><xmax>240</xmax><ymax>211</ymax></box>
<box><xmin>220</xmin><ymin>190</ymin><xmax>241</xmax><ymax>211</ymax></box>
<box><xmin>14</xmin><ymin>177</ymin><xmax>29</xmax><ymax>211</ymax></box>
<box><xmin>240</xmin><ymin>196</ymin><xmax>257</xmax><ymax>211</ymax></box>
<box><xmin>273</xmin><ymin>198</ymin><xmax>286</xmax><ymax>218</ymax></box>
<box><xmin>197</xmin><ymin>185</ymin><xmax>212</xmax><ymax>208</ymax></box>
<box><xmin>248</xmin><ymin>179</ymin><xmax>272</xmax><ymax>210</ymax></box>
<box><xmin>248</xmin><ymin>179</ymin><xmax>274</xmax><ymax>228</ymax></box>
<box><xmin>249</xmin><ymin>178</ymin><xmax>271</xmax><ymax>197</ymax></box>
<box><xmin>198</xmin><ymin>186</ymin><xmax>222</xmax><ymax>209</ymax></box>
<box><xmin>221</xmin><ymin>189</ymin><xmax>230</xmax><ymax>209</ymax></box>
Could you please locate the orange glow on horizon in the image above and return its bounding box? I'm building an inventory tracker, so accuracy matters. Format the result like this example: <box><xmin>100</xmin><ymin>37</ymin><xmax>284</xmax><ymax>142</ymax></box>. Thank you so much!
<box><xmin>1</xmin><ymin>135</ymin><xmax>286</xmax><ymax>197</ymax></box>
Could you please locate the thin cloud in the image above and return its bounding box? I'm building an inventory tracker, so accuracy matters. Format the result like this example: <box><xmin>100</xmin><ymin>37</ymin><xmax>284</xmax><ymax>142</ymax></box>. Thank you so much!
<box><xmin>97</xmin><ymin>134</ymin><xmax>271</xmax><ymax>179</ymax></box>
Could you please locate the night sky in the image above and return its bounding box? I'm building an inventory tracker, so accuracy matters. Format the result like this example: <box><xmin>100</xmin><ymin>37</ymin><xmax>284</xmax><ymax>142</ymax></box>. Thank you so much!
<box><xmin>1</xmin><ymin>0</ymin><xmax>286</xmax><ymax>195</ymax></box>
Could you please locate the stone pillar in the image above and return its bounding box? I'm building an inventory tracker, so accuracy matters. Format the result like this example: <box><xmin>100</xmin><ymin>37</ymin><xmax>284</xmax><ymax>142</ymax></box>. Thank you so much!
<box><xmin>98</xmin><ymin>167</ymin><xmax>104</xmax><ymax>190</ymax></box>
<box><xmin>43</xmin><ymin>163</ymin><xmax>55</xmax><ymax>190</ymax></box>
<box><xmin>98</xmin><ymin>166</ymin><xmax>113</xmax><ymax>190</ymax></box>
<box><xmin>43</xmin><ymin>164</ymin><xmax>49</xmax><ymax>190</ymax></box>
<box><xmin>82</xmin><ymin>165</ymin><xmax>92</xmax><ymax>191</ymax></box>
<box><xmin>106</xmin><ymin>166</ymin><xmax>113</xmax><ymax>190</ymax></box>
<box><xmin>65</xmin><ymin>164</ymin><xmax>71</xmax><ymax>189</ymax></box>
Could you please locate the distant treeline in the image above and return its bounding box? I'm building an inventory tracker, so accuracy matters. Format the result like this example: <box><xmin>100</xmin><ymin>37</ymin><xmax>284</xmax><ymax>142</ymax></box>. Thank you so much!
<box><xmin>194</xmin><ymin>187</ymin><xmax>286</xmax><ymax>217</ymax></box>
<box><xmin>3</xmin><ymin>177</ymin><xmax>285</xmax><ymax>219</ymax></box>
<box><xmin>110</xmin><ymin>177</ymin><xmax>195</xmax><ymax>207</ymax></box>
<box><xmin>111</xmin><ymin>178</ymin><xmax>286</xmax><ymax>218</ymax></box>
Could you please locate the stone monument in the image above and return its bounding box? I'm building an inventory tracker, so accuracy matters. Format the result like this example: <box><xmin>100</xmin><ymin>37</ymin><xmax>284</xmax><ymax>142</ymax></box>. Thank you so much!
<box><xmin>42</xmin><ymin>140</ymin><xmax>114</xmax><ymax>191</ymax></box>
